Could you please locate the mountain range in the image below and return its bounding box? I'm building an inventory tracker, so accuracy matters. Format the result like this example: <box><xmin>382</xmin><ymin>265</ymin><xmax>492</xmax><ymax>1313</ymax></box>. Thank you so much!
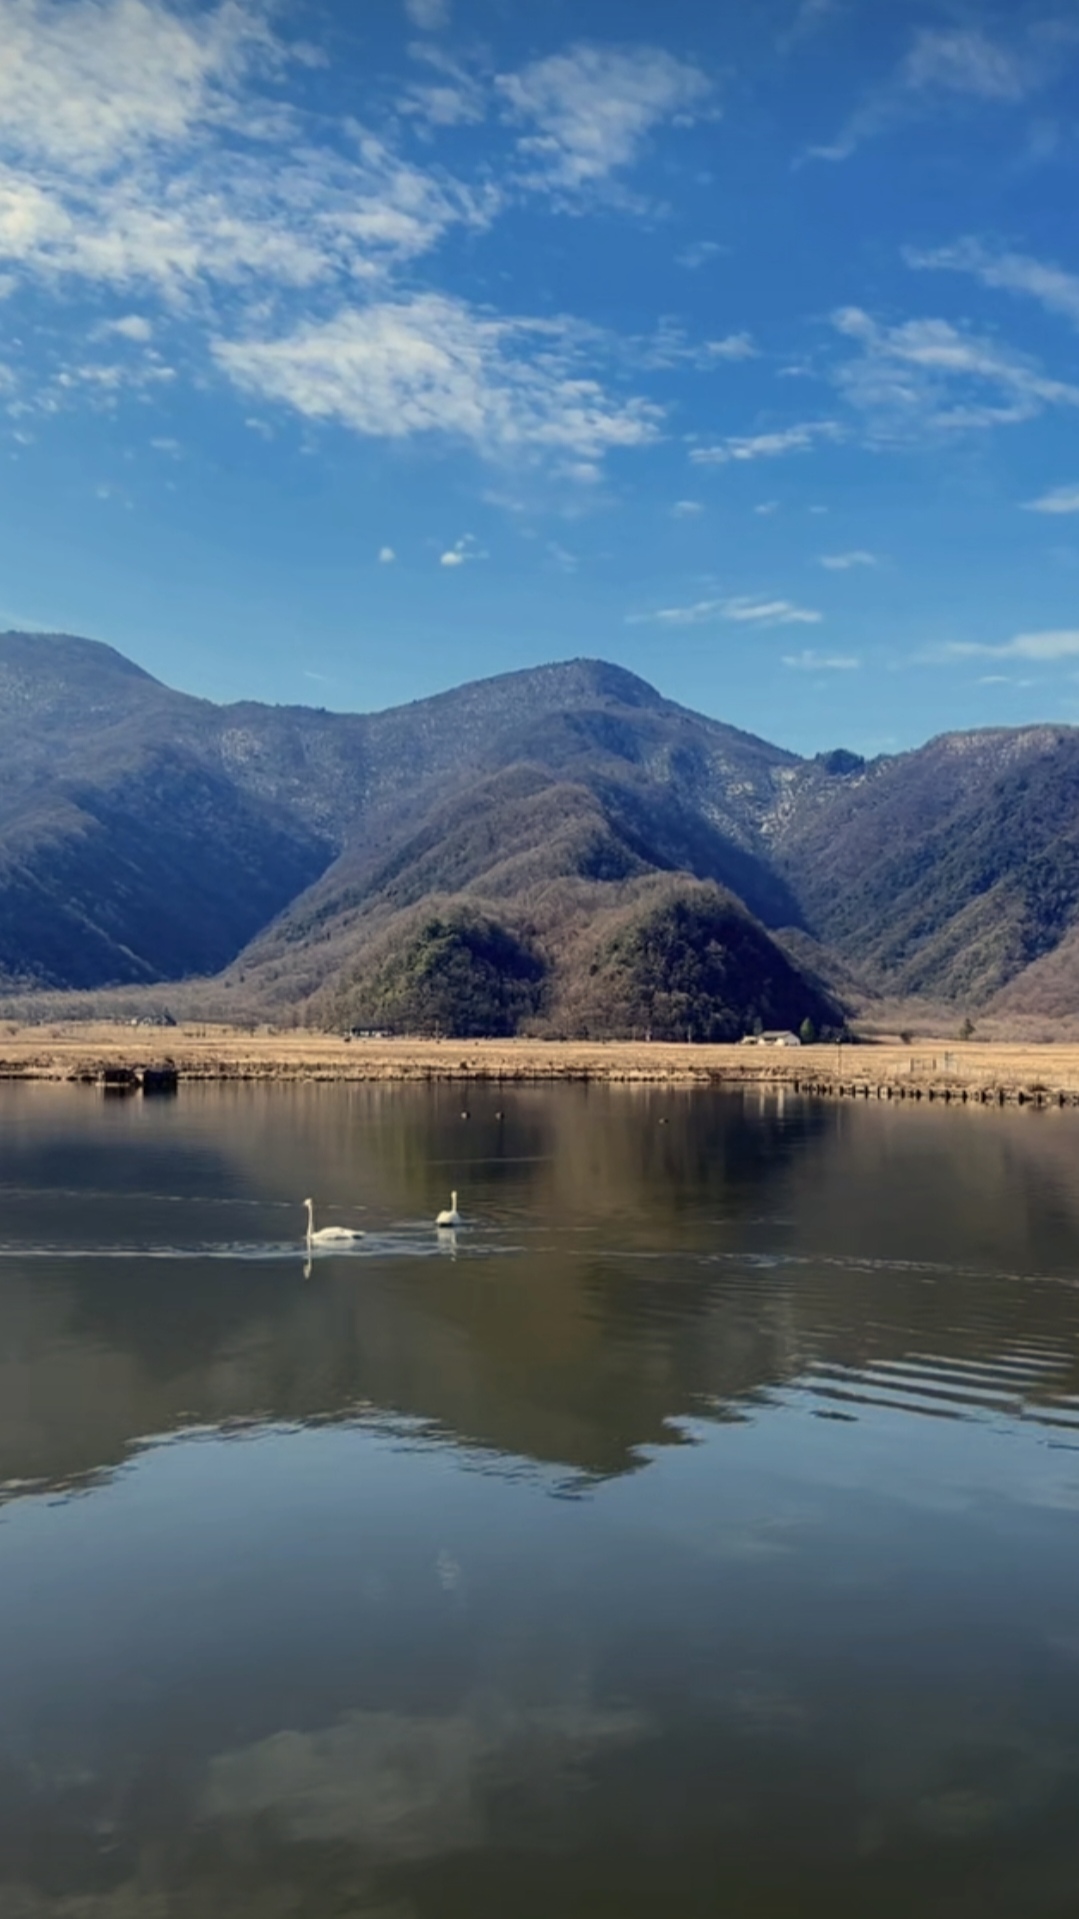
<box><xmin>2</xmin><ymin>629</ymin><xmax>1076</xmax><ymax>1033</ymax></box>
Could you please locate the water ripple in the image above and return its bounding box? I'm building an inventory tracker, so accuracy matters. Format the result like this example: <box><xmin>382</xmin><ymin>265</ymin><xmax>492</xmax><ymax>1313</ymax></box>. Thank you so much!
<box><xmin>799</xmin><ymin>1348</ymin><xmax>1079</xmax><ymax>1431</ymax></box>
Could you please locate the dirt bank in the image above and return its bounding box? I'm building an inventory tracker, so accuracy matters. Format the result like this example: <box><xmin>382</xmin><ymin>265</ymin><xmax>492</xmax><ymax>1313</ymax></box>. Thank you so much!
<box><xmin>0</xmin><ymin>1024</ymin><xmax>1077</xmax><ymax>1105</ymax></box>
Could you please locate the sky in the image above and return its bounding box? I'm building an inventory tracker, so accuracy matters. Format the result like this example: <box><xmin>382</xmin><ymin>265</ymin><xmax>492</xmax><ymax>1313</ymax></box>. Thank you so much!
<box><xmin>1</xmin><ymin>0</ymin><xmax>1078</xmax><ymax>753</ymax></box>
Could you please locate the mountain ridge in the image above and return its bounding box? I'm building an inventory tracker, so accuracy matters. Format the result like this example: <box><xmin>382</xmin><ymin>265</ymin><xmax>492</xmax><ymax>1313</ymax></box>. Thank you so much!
<box><xmin>1</xmin><ymin>629</ymin><xmax>1076</xmax><ymax>1029</ymax></box>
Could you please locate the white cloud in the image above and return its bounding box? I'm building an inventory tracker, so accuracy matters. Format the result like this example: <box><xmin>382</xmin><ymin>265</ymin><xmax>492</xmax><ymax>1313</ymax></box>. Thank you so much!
<box><xmin>1025</xmin><ymin>484</ymin><xmax>1079</xmax><ymax>516</ymax></box>
<box><xmin>675</xmin><ymin>239</ymin><xmax>723</xmax><ymax>270</ymax></box>
<box><xmin>439</xmin><ymin>533</ymin><xmax>483</xmax><ymax>566</ymax></box>
<box><xmin>405</xmin><ymin>0</ymin><xmax>450</xmax><ymax>30</ymax></box>
<box><xmin>704</xmin><ymin>332</ymin><xmax>757</xmax><ymax>362</ymax></box>
<box><xmin>812</xmin><ymin>25</ymin><xmax>1055</xmax><ymax>161</ymax></box>
<box><xmin>0</xmin><ymin>160</ymin><xmax>333</xmax><ymax>296</ymax></box>
<box><xmin>831</xmin><ymin>306</ymin><xmax>1079</xmax><ymax>440</ymax></box>
<box><xmin>402</xmin><ymin>77</ymin><xmax>483</xmax><ymax>128</ymax></box>
<box><xmin>378</xmin><ymin>544</ymin><xmax>396</xmax><ymax>562</ymax></box>
<box><xmin>38</xmin><ymin>348</ymin><xmax>176</xmax><ymax>411</ymax></box>
<box><xmin>0</xmin><ymin>137</ymin><xmax>492</xmax><ymax>306</ymax></box>
<box><xmin>754</xmin><ymin>501</ymin><xmax>779</xmax><ymax>515</ymax></box>
<box><xmin>0</xmin><ymin>3</ymin><xmax>694</xmax><ymax>486</ymax></box>
<box><xmin>0</xmin><ymin>0</ymin><xmax>279</xmax><ymax>174</ymax></box>
<box><xmin>563</xmin><ymin>459</ymin><xmax>602</xmax><ymax>484</ymax></box>
<box><xmin>820</xmin><ymin>549</ymin><xmax>876</xmax><ymax>570</ymax></box>
<box><xmin>783</xmin><ymin>649</ymin><xmax>860</xmax><ymax>670</ymax></box>
<box><xmin>691</xmin><ymin>421</ymin><xmax>841</xmax><ymax>465</ymax></box>
<box><xmin>399</xmin><ymin>42</ymin><xmax>485</xmax><ymax>129</ymax></box>
<box><xmin>721</xmin><ymin>595</ymin><xmax>822</xmax><ymax>626</ymax></box>
<box><xmin>940</xmin><ymin>630</ymin><xmax>1079</xmax><ymax>663</ymax></box>
<box><xmin>213</xmin><ymin>295</ymin><xmax>663</xmax><ymax>470</ymax></box>
<box><xmin>0</xmin><ymin>0</ymin><xmax>495</xmax><ymax>304</ymax></box>
<box><xmin>99</xmin><ymin>313</ymin><xmax>154</xmax><ymax>341</ymax></box>
<box><xmin>671</xmin><ymin>498</ymin><xmax>703</xmax><ymax>517</ymax></box>
<box><xmin>630</xmin><ymin>594</ymin><xmax>822</xmax><ymax>628</ymax></box>
<box><xmin>627</xmin><ymin>598</ymin><xmax>719</xmax><ymax>626</ymax></box>
<box><xmin>780</xmin><ymin>0</ymin><xmax>841</xmax><ymax>51</ymax></box>
<box><xmin>628</xmin><ymin>320</ymin><xmax>755</xmax><ymax>373</ymax></box>
<box><xmin>496</xmin><ymin>44</ymin><xmax>711</xmax><ymax>193</ymax></box>
<box><xmin>907</xmin><ymin>239</ymin><xmax>1079</xmax><ymax>330</ymax></box>
<box><xmin>902</xmin><ymin>28</ymin><xmax>1033</xmax><ymax>101</ymax></box>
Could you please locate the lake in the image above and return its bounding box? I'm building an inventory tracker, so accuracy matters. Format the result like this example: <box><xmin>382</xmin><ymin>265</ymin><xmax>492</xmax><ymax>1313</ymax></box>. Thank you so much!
<box><xmin>2</xmin><ymin>1080</ymin><xmax>1079</xmax><ymax>1918</ymax></box>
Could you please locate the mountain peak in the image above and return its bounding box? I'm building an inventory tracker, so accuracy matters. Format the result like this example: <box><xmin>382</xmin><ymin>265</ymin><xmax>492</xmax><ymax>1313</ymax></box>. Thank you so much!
<box><xmin>0</xmin><ymin>630</ymin><xmax>159</xmax><ymax>685</ymax></box>
<box><xmin>526</xmin><ymin>658</ymin><xmax>666</xmax><ymax>708</ymax></box>
<box><xmin>385</xmin><ymin>657</ymin><xmax>666</xmax><ymax>719</ymax></box>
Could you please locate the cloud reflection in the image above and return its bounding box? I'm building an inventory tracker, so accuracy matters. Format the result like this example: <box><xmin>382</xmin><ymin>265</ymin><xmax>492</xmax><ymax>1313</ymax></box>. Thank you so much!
<box><xmin>202</xmin><ymin>1696</ymin><xmax>649</xmax><ymax>1857</ymax></box>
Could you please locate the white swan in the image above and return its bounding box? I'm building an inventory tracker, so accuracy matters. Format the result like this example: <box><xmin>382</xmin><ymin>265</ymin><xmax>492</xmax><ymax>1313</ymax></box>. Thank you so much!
<box><xmin>304</xmin><ymin>1197</ymin><xmax>365</xmax><ymax>1246</ymax></box>
<box><xmin>436</xmin><ymin>1190</ymin><xmax>462</xmax><ymax>1227</ymax></box>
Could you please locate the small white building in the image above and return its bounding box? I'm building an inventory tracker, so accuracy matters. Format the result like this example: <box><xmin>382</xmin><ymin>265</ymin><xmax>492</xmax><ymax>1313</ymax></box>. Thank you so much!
<box><xmin>741</xmin><ymin>1030</ymin><xmax>802</xmax><ymax>1047</ymax></box>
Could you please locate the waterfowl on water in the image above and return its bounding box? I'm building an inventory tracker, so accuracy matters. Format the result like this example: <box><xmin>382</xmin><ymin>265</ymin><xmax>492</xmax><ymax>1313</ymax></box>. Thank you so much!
<box><xmin>436</xmin><ymin>1191</ymin><xmax>462</xmax><ymax>1228</ymax></box>
<box><xmin>304</xmin><ymin>1198</ymin><xmax>365</xmax><ymax>1246</ymax></box>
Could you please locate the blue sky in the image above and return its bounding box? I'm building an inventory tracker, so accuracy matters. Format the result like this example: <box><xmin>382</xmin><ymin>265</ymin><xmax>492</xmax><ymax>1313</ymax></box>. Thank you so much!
<box><xmin>1</xmin><ymin>0</ymin><xmax>1078</xmax><ymax>753</ymax></box>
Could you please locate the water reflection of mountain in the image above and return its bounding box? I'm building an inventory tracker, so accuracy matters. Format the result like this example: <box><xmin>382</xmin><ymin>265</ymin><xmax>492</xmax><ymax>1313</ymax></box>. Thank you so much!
<box><xmin>3</xmin><ymin>1084</ymin><xmax>1079</xmax><ymax>1501</ymax></box>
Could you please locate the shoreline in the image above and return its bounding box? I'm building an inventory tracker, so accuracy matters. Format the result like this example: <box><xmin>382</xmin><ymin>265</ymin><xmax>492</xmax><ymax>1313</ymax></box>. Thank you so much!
<box><xmin>1</xmin><ymin>1025</ymin><xmax>1079</xmax><ymax>1106</ymax></box>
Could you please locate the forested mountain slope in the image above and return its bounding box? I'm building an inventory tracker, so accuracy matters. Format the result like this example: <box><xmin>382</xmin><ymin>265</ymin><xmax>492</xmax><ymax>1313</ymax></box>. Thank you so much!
<box><xmin>2</xmin><ymin>630</ymin><xmax>1078</xmax><ymax>1029</ymax></box>
<box><xmin>770</xmin><ymin>727</ymin><xmax>1079</xmax><ymax>1004</ymax></box>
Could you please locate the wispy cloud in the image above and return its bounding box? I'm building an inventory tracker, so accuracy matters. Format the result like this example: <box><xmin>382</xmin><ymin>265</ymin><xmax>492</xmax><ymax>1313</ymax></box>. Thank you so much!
<box><xmin>630</xmin><ymin>594</ymin><xmax>822</xmax><ymax>628</ymax></box>
<box><xmin>1025</xmin><ymin>484</ymin><xmax>1079</xmax><ymax>516</ymax></box>
<box><xmin>670</xmin><ymin>499</ymin><xmax>703</xmax><ymax>517</ymax></box>
<box><xmin>97</xmin><ymin>313</ymin><xmax>154</xmax><ymax>342</ymax></box>
<box><xmin>495</xmin><ymin>43</ymin><xmax>712</xmax><ymax>195</ymax></box>
<box><xmin>691</xmin><ymin>421</ymin><xmax>841</xmax><ymax>465</ymax></box>
<box><xmin>630</xmin><ymin>320</ymin><xmax>756</xmax><ymax>372</ymax></box>
<box><xmin>704</xmin><ymin>332</ymin><xmax>757</xmax><ymax>363</ymax></box>
<box><xmin>783</xmin><ymin>648</ymin><xmax>859</xmax><ymax>669</ymax></box>
<box><xmin>378</xmin><ymin>545</ymin><xmax>396</xmax><ymax>563</ymax></box>
<box><xmin>779</xmin><ymin>0</ymin><xmax>842</xmax><ymax>53</ymax></box>
<box><xmin>0</xmin><ymin>0</ymin><xmax>283</xmax><ymax>173</ymax></box>
<box><xmin>820</xmin><ymin>549</ymin><xmax>876</xmax><ymax>570</ymax></box>
<box><xmin>831</xmin><ymin>306</ymin><xmax>1079</xmax><ymax>440</ymax></box>
<box><xmin>722</xmin><ymin>595</ymin><xmax>823</xmax><ymax>626</ymax></box>
<box><xmin>439</xmin><ymin>534</ymin><xmax>483</xmax><ymax>566</ymax></box>
<box><xmin>675</xmin><ymin>239</ymin><xmax>724</xmax><ymax>271</ymax></box>
<box><xmin>405</xmin><ymin>0</ymin><xmax>450</xmax><ymax>31</ymax></box>
<box><xmin>0</xmin><ymin>0</ymin><xmax>495</xmax><ymax>301</ymax></box>
<box><xmin>213</xmin><ymin>296</ymin><xmax>663</xmax><ymax>471</ymax></box>
<box><xmin>812</xmin><ymin>25</ymin><xmax>1058</xmax><ymax>161</ymax></box>
<box><xmin>907</xmin><ymin>239</ymin><xmax>1079</xmax><ymax>329</ymax></box>
<box><xmin>399</xmin><ymin>42</ymin><xmax>486</xmax><ymax>130</ymax></box>
<box><xmin>0</xmin><ymin>0</ymin><xmax>718</xmax><ymax>486</ymax></box>
<box><xmin>903</xmin><ymin>28</ymin><xmax>1035</xmax><ymax>101</ymax></box>
<box><xmin>18</xmin><ymin>339</ymin><xmax>177</xmax><ymax>415</ymax></box>
<box><xmin>936</xmin><ymin>630</ymin><xmax>1079</xmax><ymax>662</ymax></box>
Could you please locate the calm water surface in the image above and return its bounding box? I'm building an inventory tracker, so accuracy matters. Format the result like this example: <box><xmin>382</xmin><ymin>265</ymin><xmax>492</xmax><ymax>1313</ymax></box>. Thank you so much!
<box><xmin>2</xmin><ymin>1081</ymin><xmax>1079</xmax><ymax>1917</ymax></box>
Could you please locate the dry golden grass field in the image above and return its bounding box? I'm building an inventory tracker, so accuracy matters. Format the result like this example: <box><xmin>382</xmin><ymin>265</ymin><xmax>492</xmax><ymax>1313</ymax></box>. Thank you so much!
<box><xmin>1</xmin><ymin>1023</ymin><xmax>1079</xmax><ymax>1103</ymax></box>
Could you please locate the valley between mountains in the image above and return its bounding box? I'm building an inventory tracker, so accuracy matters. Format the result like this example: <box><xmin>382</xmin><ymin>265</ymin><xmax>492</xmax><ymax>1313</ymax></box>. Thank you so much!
<box><xmin>2</xmin><ymin>629</ymin><xmax>1076</xmax><ymax>1037</ymax></box>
